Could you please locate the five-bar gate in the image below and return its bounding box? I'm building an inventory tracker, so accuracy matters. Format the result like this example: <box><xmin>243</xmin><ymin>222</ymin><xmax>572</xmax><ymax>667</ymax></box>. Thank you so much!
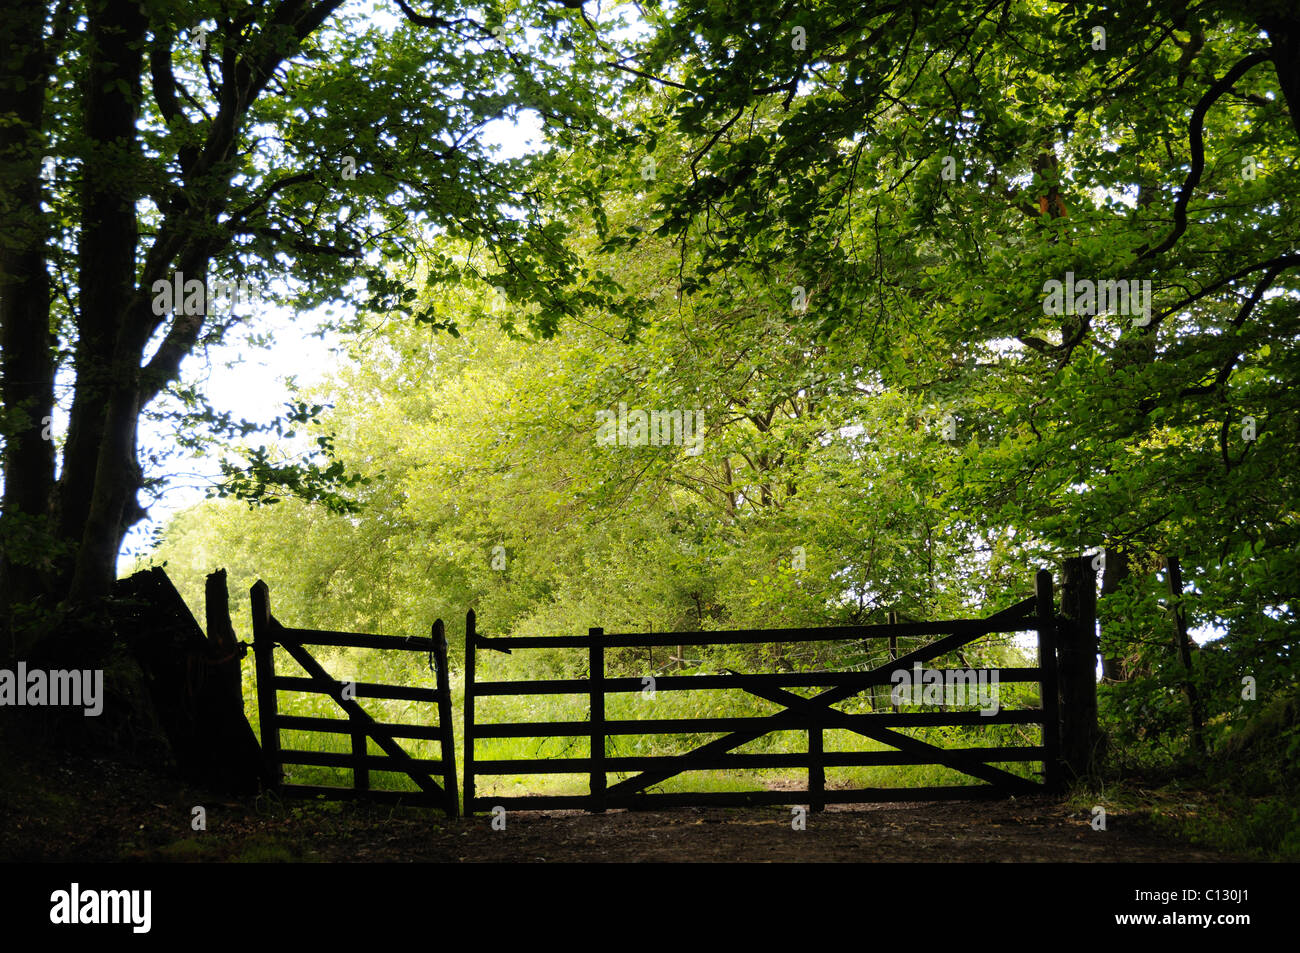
<box><xmin>462</xmin><ymin>570</ymin><xmax>1068</xmax><ymax>813</ymax></box>
<box><xmin>245</xmin><ymin>565</ymin><xmax>1099</xmax><ymax>815</ymax></box>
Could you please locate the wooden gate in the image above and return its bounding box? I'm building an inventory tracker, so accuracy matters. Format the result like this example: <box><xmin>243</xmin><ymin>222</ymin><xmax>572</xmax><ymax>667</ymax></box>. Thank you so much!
<box><xmin>250</xmin><ymin>581</ymin><xmax>459</xmax><ymax>816</ymax></box>
<box><xmin>463</xmin><ymin>571</ymin><xmax>1074</xmax><ymax>814</ymax></box>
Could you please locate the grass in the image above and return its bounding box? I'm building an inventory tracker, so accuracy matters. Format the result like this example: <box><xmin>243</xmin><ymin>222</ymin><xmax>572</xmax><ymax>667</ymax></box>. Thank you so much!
<box><xmin>1065</xmin><ymin>780</ymin><xmax>1300</xmax><ymax>860</ymax></box>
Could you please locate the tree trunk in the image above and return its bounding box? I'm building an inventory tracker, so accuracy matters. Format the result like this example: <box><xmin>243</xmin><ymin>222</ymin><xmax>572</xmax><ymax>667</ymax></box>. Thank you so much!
<box><xmin>0</xmin><ymin>1</ymin><xmax>57</xmax><ymax>619</ymax></box>
<box><xmin>70</xmin><ymin>386</ymin><xmax>146</xmax><ymax>602</ymax></box>
<box><xmin>61</xmin><ymin>0</ymin><xmax>148</xmax><ymax>604</ymax></box>
<box><xmin>1165</xmin><ymin>555</ymin><xmax>1206</xmax><ymax>755</ymax></box>
<box><xmin>1259</xmin><ymin>11</ymin><xmax>1300</xmax><ymax>141</ymax></box>
<box><xmin>111</xmin><ymin>567</ymin><xmax>269</xmax><ymax>793</ymax></box>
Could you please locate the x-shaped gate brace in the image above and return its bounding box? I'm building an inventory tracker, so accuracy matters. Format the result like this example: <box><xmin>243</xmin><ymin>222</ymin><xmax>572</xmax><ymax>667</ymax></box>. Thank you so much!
<box><xmin>604</xmin><ymin>601</ymin><xmax>1043</xmax><ymax>801</ymax></box>
<box><xmin>273</xmin><ymin>622</ymin><xmax>452</xmax><ymax>806</ymax></box>
<box><xmin>739</xmin><ymin>682</ymin><xmax>1039</xmax><ymax>793</ymax></box>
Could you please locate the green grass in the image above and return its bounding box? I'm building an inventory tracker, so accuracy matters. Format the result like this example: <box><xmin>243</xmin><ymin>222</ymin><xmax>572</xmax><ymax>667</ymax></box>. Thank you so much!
<box><xmin>235</xmin><ymin>836</ymin><xmax>300</xmax><ymax>862</ymax></box>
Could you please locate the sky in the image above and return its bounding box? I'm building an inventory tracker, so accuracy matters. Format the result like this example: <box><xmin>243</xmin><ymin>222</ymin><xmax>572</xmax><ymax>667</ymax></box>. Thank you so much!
<box><xmin>119</xmin><ymin>0</ymin><xmax>616</xmax><ymax>569</ymax></box>
<box><xmin>119</xmin><ymin>108</ymin><xmax>546</xmax><ymax>572</ymax></box>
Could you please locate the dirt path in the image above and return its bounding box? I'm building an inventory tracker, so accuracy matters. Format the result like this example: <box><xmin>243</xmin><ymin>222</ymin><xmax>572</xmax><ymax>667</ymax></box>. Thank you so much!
<box><xmin>322</xmin><ymin>796</ymin><xmax>1246</xmax><ymax>862</ymax></box>
<box><xmin>2</xmin><ymin>748</ymin><xmax>1251</xmax><ymax>862</ymax></box>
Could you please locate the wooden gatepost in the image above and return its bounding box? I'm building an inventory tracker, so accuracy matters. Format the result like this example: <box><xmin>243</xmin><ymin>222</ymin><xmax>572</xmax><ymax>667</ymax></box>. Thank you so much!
<box><xmin>1057</xmin><ymin>556</ymin><xmax>1099</xmax><ymax>783</ymax></box>
<box><xmin>1035</xmin><ymin>570</ymin><xmax>1062</xmax><ymax>791</ymax></box>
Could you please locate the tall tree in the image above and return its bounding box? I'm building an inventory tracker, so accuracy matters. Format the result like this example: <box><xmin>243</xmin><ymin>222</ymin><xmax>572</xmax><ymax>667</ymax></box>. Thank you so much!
<box><xmin>618</xmin><ymin>0</ymin><xmax>1300</xmax><ymax>686</ymax></box>
<box><xmin>0</xmin><ymin>0</ymin><xmax>627</xmax><ymax>641</ymax></box>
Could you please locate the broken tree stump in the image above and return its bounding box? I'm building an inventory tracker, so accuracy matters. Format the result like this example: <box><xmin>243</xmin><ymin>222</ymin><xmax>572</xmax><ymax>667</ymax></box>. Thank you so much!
<box><xmin>110</xmin><ymin>567</ymin><xmax>269</xmax><ymax>794</ymax></box>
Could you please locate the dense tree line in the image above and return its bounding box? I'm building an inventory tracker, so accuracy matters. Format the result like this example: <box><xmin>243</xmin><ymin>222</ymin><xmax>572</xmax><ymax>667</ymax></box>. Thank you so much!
<box><xmin>3</xmin><ymin>2</ymin><xmax>1298</xmax><ymax>798</ymax></box>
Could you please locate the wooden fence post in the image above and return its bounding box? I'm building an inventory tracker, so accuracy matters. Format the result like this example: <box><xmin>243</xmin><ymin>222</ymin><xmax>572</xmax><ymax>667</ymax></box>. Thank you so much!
<box><xmin>808</xmin><ymin>718</ymin><xmax>825</xmax><ymax>813</ymax></box>
<box><xmin>1060</xmin><ymin>556</ymin><xmax>1099</xmax><ymax>781</ymax></box>
<box><xmin>201</xmin><ymin>569</ymin><xmax>270</xmax><ymax>792</ymax></box>
<box><xmin>250</xmin><ymin>580</ymin><xmax>282</xmax><ymax>789</ymax></box>
<box><xmin>463</xmin><ymin>609</ymin><xmax>477</xmax><ymax>816</ymax></box>
<box><xmin>351</xmin><ymin>711</ymin><xmax>369</xmax><ymax>794</ymax></box>
<box><xmin>204</xmin><ymin>569</ymin><xmax>243</xmax><ymax>709</ymax></box>
<box><xmin>432</xmin><ymin>618</ymin><xmax>460</xmax><ymax>818</ymax></box>
<box><xmin>1035</xmin><ymin>570</ymin><xmax>1062</xmax><ymax>792</ymax></box>
<box><xmin>590</xmin><ymin>627</ymin><xmax>606</xmax><ymax>813</ymax></box>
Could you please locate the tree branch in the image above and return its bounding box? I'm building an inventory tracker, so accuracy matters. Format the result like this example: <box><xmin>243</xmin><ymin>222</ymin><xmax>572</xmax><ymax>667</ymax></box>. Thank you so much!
<box><xmin>1136</xmin><ymin>50</ymin><xmax>1271</xmax><ymax>261</ymax></box>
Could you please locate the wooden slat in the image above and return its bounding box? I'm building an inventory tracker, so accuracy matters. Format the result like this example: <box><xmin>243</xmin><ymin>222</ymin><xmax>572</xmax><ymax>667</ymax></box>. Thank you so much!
<box><xmin>472</xmin><ymin>746</ymin><xmax>1047</xmax><ymax>774</ymax></box>
<box><xmin>888</xmin><ymin>610</ymin><xmax>900</xmax><ymax>714</ymax></box>
<box><xmin>432</xmin><ymin>618</ymin><xmax>460</xmax><ymax>818</ymax></box>
<box><xmin>467</xmin><ymin>794</ymin><xmax>592</xmax><ymax>812</ymax></box>
<box><xmin>471</xmin><ymin>709</ymin><xmax>1046</xmax><ymax>738</ymax></box>
<box><xmin>809</xmin><ymin>721</ymin><xmax>825</xmax><ymax>813</ymax></box>
<box><xmin>275</xmin><ymin>714</ymin><xmax>447</xmax><ymax>740</ymax></box>
<box><xmin>611</xmin><ymin>786</ymin><xmax>1016</xmax><ymax>808</ymax></box>
<box><xmin>472</xmin><ymin>785</ymin><xmax>1014</xmax><ymax>812</ymax></box>
<box><xmin>473</xmin><ymin>716</ymin><xmax>784</xmax><ymax>737</ymax></box>
<box><xmin>279</xmin><ymin>749</ymin><xmax>442</xmax><ymax>770</ymax></box>
<box><xmin>602</xmin><ymin>610</ymin><xmax>1038</xmax><ymax>646</ymax></box>
<box><xmin>278</xmin><ymin>626</ymin><xmax>439</xmax><ymax>651</ymax></box>
<box><xmin>1037</xmin><ymin>570</ymin><xmax>1062</xmax><ymax>791</ymax></box>
<box><xmin>272</xmin><ymin>676</ymin><xmax>441</xmax><ymax>702</ymax></box>
<box><xmin>472</xmin><ymin>667</ymin><xmax>1042</xmax><ymax>696</ymax></box>
<box><xmin>867</xmin><ymin>710</ymin><xmax>1046</xmax><ymax>726</ymax></box>
<box><xmin>470</xmin><ymin>747</ymin><xmax>1047</xmax><ymax>773</ymax></box>
<box><xmin>463</xmin><ymin>608</ymin><xmax>477</xmax><ymax>815</ymax></box>
<box><xmin>480</xmin><ymin>599</ymin><xmax>1038</xmax><ymax>650</ymax></box>
<box><xmin>351</xmin><ymin>715</ymin><xmax>369</xmax><ymax>792</ymax></box>
<box><xmin>590</xmin><ymin>627</ymin><xmax>606</xmax><ymax>813</ymax></box>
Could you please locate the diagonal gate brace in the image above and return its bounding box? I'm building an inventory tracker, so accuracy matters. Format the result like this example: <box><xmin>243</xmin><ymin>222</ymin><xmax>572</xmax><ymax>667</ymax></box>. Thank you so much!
<box><xmin>605</xmin><ymin>603</ymin><xmax>1035</xmax><ymax>799</ymax></box>
<box><xmin>739</xmin><ymin>681</ymin><xmax>1039</xmax><ymax>793</ymax></box>
<box><xmin>276</xmin><ymin>625</ymin><xmax>448</xmax><ymax>804</ymax></box>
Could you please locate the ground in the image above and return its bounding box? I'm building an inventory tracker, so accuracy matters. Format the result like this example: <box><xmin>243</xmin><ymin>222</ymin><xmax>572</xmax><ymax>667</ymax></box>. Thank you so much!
<box><xmin>0</xmin><ymin>745</ymin><xmax>1251</xmax><ymax>862</ymax></box>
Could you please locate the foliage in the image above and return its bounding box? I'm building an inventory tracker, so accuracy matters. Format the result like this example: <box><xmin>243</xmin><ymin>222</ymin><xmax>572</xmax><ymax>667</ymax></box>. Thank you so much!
<box><xmin>122</xmin><ymin>0</ymin><xmax>1300</xmax><ymax>804</ymax></box>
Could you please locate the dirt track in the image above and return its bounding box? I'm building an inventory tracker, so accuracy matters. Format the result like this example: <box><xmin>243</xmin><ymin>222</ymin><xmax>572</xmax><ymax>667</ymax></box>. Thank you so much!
<box><xmin>1</xmin><ymin>748</ymin><xmax>1252</xmax><ymax>862</ymax></box>
<box><xmin>330</xmin><ymin>796</ymin><xmax>1247</xmax><ymax>862</ymax></box>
